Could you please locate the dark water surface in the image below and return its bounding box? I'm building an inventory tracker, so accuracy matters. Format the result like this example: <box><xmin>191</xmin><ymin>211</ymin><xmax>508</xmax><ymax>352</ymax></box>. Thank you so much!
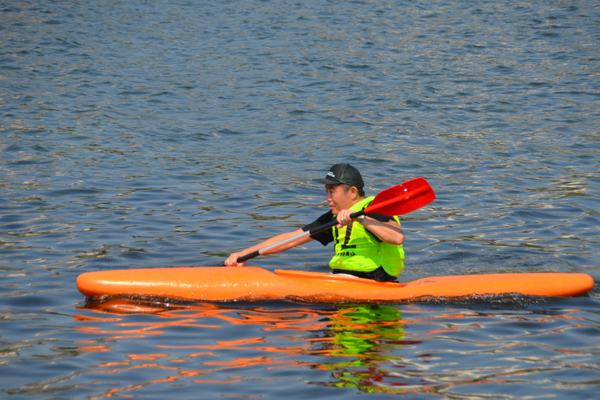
<box><xmin>1</xmin><ymin>0</ymin><xmax>599</xmax><ymax>398</ymax></box>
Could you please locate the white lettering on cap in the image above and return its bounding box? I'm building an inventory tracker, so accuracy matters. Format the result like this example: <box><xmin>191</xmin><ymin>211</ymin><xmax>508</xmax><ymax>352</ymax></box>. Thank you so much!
<box><xmin>327</xmin><ymin>171</ymin><xmax>335</xmax><ymax>178</ymax></box>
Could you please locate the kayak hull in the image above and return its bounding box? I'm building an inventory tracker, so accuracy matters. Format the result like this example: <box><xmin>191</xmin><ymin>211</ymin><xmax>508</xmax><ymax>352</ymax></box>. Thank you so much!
<box><xmin>76</xmin><ymin>267</ymin><xmax>595</xmax><ymax>303</ymax></box>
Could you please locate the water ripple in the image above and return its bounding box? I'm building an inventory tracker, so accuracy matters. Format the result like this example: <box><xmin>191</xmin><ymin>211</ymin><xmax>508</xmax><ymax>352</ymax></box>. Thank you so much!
<box><xmin>1</xmin><ymin>0</ymin><xmax>599</xmax><ymax>398</ymax></box>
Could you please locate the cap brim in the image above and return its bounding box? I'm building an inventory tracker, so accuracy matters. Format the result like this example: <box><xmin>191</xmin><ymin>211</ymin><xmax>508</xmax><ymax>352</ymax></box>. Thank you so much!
<box><xmin>314</xmin><ymin>178</ymin><xmax>343</xmax><ymax>185</ymax></box>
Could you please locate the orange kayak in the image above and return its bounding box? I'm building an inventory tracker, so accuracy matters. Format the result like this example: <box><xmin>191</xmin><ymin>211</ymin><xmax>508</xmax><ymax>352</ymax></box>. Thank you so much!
<box><xmin>76</xmin><ymin>266</ymin><xmax>595</xmax><ymax>303</ymax></box>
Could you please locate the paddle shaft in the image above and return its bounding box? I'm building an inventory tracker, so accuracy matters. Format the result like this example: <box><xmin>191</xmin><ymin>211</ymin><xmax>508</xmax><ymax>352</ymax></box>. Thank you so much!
<box><xmin>237</xmin><ymin>210</ymin><xmax>365</xmax><ymax>263</ymax></box>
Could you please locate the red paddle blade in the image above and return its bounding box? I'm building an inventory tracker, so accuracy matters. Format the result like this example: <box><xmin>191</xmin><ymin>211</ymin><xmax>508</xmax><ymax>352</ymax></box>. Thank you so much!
<box><xmin>364</xmin><ymin>177</ymin><xmax>435</xmax><ymax>216</ymax></box>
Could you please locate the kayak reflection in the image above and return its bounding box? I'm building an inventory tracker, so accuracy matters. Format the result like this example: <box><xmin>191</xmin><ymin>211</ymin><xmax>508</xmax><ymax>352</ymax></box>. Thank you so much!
<box><xmin>77</xmin><ymin>299</ymin><xmax>416</xmax><ymax>395</ymax></box>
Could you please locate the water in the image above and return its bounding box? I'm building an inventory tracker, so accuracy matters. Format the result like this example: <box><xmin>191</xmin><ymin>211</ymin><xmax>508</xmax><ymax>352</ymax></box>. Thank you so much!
<box><xmin>1</xmin><ymin>0</ymin><xmax>599</xmax><ymax>398</ymax></box>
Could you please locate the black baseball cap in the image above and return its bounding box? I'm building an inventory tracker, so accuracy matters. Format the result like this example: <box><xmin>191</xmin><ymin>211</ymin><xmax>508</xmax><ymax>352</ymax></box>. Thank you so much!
<box><xmin>314</xmin><ymin>163</ymin><xmax>364</xmax><ymax>188</ymax></box>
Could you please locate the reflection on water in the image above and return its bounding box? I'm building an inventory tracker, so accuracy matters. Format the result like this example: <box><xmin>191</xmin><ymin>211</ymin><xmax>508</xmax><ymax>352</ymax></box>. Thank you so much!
<box><xmin>312</xmin><ymin>305</ymin><xmax>409</xmax><ymax>393</ymax></box>
<box><xmin>74</xmin><ymin>299</ymin><xmax>412</xmax><ymax>396</ymax></box>
<box><xmin>70</xmin><ymin>298</ymin><xmax>600</xmax><ymax>398</ymax></box>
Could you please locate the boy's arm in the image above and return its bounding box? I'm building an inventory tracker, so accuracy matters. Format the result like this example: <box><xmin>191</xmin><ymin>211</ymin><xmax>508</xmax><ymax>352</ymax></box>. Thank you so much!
<box><xmin>360</xmin><ymin>217</ymin><xmax>404</xmax><ymax>245</ymax></box>
<box><xmin>335</xmin><ymin>209</ymin><xmax>404</xmax><ymax>245</ymax></box>
<box><xmin>225</xmin><ymin>229</ymin><xmax>313</xmax><ymax>266</ymax></box>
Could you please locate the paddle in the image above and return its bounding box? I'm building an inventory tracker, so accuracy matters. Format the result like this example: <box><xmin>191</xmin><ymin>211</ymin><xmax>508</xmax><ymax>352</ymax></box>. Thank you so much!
<box><xmin>237</xmin><ymin>177</ymin><xmax>435</xmax><ymax>263</ymax></box>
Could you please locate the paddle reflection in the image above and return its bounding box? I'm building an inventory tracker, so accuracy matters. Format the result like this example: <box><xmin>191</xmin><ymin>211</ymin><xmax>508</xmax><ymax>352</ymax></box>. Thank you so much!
<box><xmin>76</xmin><ymin>299</ymin><xmax>414</xmax><ymax>396</ymax></box>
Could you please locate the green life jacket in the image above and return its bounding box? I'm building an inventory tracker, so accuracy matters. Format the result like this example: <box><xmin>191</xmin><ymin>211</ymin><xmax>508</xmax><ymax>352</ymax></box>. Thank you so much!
<box><xmin>329</xmin><ymin>196</ymin><xmax>404</xmax><ymax>277</ymax></box>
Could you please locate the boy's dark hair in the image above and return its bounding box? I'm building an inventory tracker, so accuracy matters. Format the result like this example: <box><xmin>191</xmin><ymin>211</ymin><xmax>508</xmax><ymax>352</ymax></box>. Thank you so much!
<box><xmin>342</xmin><ymin>184</ymin><xmax>365</xmax><ymax>198</ymax></box>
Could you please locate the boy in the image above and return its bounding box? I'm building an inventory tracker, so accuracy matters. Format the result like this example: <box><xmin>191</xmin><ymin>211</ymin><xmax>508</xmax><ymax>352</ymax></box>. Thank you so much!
<box><xmin>225</xmin><ymin>164</ymin><xmax>405</xmax><ymax>282</ymax></box>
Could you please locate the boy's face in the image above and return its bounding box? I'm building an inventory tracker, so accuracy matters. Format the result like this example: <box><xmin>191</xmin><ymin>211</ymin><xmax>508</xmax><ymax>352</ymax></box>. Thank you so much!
<box><xmin>325</xmin><ymin>184</ymin><xmax>355</xmax><ymax>215</ymax></box>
